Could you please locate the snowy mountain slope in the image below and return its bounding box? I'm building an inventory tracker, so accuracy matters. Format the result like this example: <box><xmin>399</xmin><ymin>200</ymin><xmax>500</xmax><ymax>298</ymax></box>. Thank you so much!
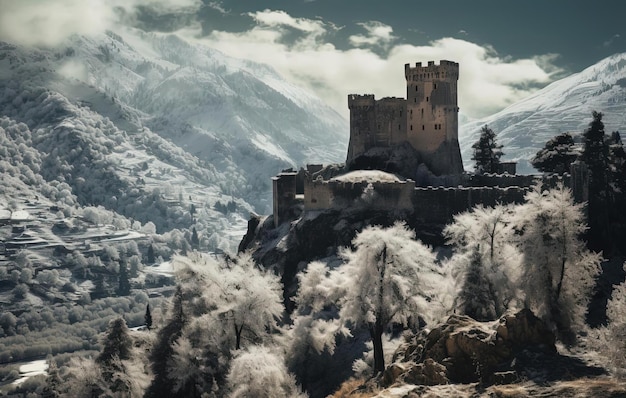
<box><xmin>460</xmin><ymin>53</ymin><xmax>626</xmax><ymax>173</ymax></box>
<box><xmin>0</xmin><ymin>29</ymin><xmax>348</xmax><ymax>249</ymax></box>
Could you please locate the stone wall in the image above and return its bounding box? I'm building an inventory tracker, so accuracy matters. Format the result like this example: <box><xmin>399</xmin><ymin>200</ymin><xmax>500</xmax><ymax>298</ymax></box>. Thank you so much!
<box><xmin>272</xmin><ymin>172</ymin><xmax>297</xmax><ymax>227</ymax></box>
<box><xmin>304</xmin><ymin>177</ymin><xmax>415</xmax><ymax>213</ymax></box>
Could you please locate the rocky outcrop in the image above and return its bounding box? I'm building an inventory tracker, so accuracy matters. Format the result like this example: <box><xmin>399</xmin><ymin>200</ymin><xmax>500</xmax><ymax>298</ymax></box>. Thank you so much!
<box><xmin>385</xmin><ymin>309</ymin><xmax>557</xmax><ymax>386</ymax></box>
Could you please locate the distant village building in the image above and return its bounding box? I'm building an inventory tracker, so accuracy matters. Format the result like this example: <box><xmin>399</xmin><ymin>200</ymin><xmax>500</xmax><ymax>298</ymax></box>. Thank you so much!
<box><xmin>271</xmin><ymin>61</ymin><xmax>589</xmax><ymax>228</ymax></box>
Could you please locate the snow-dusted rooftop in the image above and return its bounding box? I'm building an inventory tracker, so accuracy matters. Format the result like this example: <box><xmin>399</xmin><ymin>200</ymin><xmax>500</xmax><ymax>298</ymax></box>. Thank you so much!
<box><xmin>330</xmin><ymin>170</ymin><xmax>404</xmax><ymax>183</ymax></box>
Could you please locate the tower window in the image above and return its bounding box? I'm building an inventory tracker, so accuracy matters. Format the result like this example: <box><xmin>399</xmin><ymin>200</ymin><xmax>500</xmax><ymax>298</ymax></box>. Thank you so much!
<box><xmin>410</xmin><ymin>125</ymin><xmax>413</xmax><ymax>131</ymax></box>
<box><xmin>434</xmin><ymin>83</ymin><xmax>437</xmax><ymax>89</ymax></box>
<box><xmin>426</xmin><ymin>97</ymin><xmax>429</xmax><ymax>102</ymax></box>
<box><xmin>415</xmin><ymin>86</ymin><xmax>418</xmax><ymax>92</ymax></box>
<box><xmin>422</xmin><ymin>125</ymin><xmax>425</xmax><ymax>130</ymax></box>
<box><xmin>398</xmin><ymin>124</ymin><xmax>401</xmax><ymax>130</ymax></box>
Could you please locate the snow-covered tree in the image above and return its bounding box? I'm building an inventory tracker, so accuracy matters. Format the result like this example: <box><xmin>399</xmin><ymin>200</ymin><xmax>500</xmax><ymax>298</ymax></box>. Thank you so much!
<box><xmin>97</xmin><ymin>317</ymin><xmax>132</xmax><ymax>366</ymax></box>
<box><xmin>444</xmin><ymin>204</ymin><xmax>521</xmax><ymax>319</ymax></box>
<box><xmin>227</xmin><ymin>346</ymin><xmax>306</xmax><ymax>398</ymax></box>
<box><xmin>472</xmin><ymin>125</ymin><xmax>503</xmax><ymax>174</ymax></box>
<box><xmin>532</xmin><ymin>132</ymin><xmax>579</xmax><ymax>174</ymax></box>
<box><xmin>512</xmin><ymin>184</ymin><xmax>601</xmax><ymax>339</ymax></box>
<box><xmin>311</xmin><ymin>223</ymin><xmax>444</xmax><ymax>374</ymax></box>
<box><xmin>177</xmin><ymin>252</ymin><xmax>283</xmax><ymax>351</ymax></box>
<box><xmin>594</xmin><ymin>264</ymin><xmax>626</xmax><ymax>377</ymax></box>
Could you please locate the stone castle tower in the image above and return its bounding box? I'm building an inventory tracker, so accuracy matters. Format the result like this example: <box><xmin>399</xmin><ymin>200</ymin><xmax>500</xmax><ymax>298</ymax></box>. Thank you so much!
<box><xmin>346</xmin><ymin>60</ymin><xmax>464</xmax><ymax>176</ymax></box>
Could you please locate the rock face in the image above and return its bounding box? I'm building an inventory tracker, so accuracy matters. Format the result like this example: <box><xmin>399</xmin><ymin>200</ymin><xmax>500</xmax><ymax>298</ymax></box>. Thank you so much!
<box><xmin>385</xmin><ymin>309</ymin><xmax>556</xmax><ymax>386</ymax></box>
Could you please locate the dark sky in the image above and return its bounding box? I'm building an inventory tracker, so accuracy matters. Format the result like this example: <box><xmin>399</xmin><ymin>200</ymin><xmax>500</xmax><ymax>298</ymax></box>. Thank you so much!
<box><xmin>198</xmin><ymin>0</ymin><xmax>626</xmax><ymax>74</ymax></box>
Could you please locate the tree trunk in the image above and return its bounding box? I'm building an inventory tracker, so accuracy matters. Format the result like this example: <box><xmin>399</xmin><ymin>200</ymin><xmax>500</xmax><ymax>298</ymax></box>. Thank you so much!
<box><xmin>235</xmin><ymin>323</ymin><xmax>243</xmax><ymax>350</ymax></box>
<box><xmin>370</xmin><ymin>321</ymin><xmax>385</xmax><ymax>374</ymax></box>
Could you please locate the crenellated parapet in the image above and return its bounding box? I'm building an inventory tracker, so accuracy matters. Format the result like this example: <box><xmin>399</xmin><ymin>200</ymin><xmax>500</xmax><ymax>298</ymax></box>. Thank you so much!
<box><xmin>404</xmin><ymin>60</ymin><xmax>459</xmax><ymax>82</ymax></box>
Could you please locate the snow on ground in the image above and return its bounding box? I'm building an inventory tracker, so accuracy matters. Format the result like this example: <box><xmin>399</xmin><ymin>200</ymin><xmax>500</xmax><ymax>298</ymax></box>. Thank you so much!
<box><xmin>144</xmin><ymin>261</ymin><xmax>175</xmax><ymax>276</ymax></box>
<box><xmin>331</xmin><ymin>170</ymin><xmax>404</xmax><ymax>183</ymax></box>
<box><xmin>11</xmin><ymin>360</ymin><xmax>48</xmax><ymax>386</ymax></box>
<box><xmin>10</xmin><ymin>211</ymin><xmax>30</xmax><ymax>221</ymax></box>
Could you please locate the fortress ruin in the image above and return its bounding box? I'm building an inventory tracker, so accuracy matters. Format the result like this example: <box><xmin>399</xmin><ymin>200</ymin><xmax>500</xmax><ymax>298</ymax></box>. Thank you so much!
<box><xmin>271</xmin><ymin>61</ymin><xmax>589</xmax><ymax>228</ymax></box>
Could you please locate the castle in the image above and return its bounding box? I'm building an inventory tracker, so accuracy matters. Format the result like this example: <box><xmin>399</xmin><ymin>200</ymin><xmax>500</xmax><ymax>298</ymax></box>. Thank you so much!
<box><xmin>271</xmin><ymin>61</ymin><xmax>589</xmax><ymax>228</ymax></box>
<box><xmin>347</xmin><ymin>60</ymin><xmax>463</xmax><ymax>176</ymax></box>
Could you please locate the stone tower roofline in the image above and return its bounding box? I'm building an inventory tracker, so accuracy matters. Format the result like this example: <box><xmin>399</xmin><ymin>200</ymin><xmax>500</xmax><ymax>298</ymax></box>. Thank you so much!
<box><xmin>404</xmin><ymin>60</ymin><xmax>459</xmax><ymax>80</ymax></box>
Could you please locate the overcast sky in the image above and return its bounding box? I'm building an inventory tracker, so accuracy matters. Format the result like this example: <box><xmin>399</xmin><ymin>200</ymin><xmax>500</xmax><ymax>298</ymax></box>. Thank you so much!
<box><xmin>2</xmin><ymin>0</ymin><xmax>625</xmax><ymax>119</ymax></box>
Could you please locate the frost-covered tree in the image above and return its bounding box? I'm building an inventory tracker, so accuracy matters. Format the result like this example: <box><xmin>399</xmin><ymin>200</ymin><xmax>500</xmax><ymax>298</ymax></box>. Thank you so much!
<box><xmin>594</xmin><ymin>264</ymin><xmax>626</xmax><ymax>377</ymax></box>
<box><xmin>146</xmin><ymin>253</ymin><xmax>284</xmax><ymax>396</ymax></box>
<box><xmin>512</xmin><ymin>184</ymin><xmax>601</xmax><ymax>339</ymax></box>
<box><xmin>97</xmin><ymin>317</ymin><xmax>132</xmax><ymax>366</ymax></box>
<box><xmin>176</xmin><ymin>252</ymin><xmax>283</xmax><ymax>351</ymax></box>
<box><xmin>314</xmin><ymin>223</ymin><xmax>444</xmax><ymax>374</ymax></box>
<box><xmin>444</xmin><ymin>204</ymin><xmax>520</xmax><ymax>319</ymax></box>
<box><xmin>287</xmin><ymin>261</ymin><xmax>350</xmax><ymax>389</ymax></box>
<box><xmin>472</xmin><ymin>125</ymin><xmax>503</xmax><ymax>174</ymax></box>
<box><xmin>532</xmin><ymin>132</ymin><xmax>578</xmax><ymax>174</ymax></box>
<box><xmin>145</xmin><ymin>286</ymin><xmax>186</xmax><ymax>398</ymax></box>
<box><xmin>227</xmin><ymin>346</ymin><xmax>306</xmax><ymax>398</ymax></box>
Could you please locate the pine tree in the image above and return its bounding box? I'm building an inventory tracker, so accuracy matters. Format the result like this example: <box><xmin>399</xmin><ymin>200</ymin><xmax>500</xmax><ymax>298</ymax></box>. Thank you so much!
<box><xmin>472</xmin><ymin>125</ymin><xmax>504</xmax><ymax>174</ymax></box>
<box><xmin>459</xmin><ymin>246</ymin><xmax>497</xmax><ymax>321</ymax></box>
<box><xmin>117</xmin><ymin>261</ymin><xmax>131</xmax><ymax>296</ymax></box>
<box><xmin>191</xmin><ymin>227</ymin><xmax>200</xmax><ymax>250</ymax></box>
<box><xmin>145</xmin><ymin>303</ymin><xmax>153</xmax><ymax>331</ymax></box>
<box><xmin>145</xmin><ymin>286</ymin><xmax>186</xmax><ymax>398</ymax></box>
<box><xmin>97</xmin><ymin>317</ymin><xmax>132</xmax><ymax>366</ymax></box>
<box><xmin>532</xmin><ymin>132</ymin><xmax>578</xmax><ymax>174</ymax></box>
<box><xmin>147</xmin><ymin>244</ymin><xmax>155</xmax><ymax>264</ymax></box>
<box><xmin>580</xmin><ymin>111</ymin><xmax>610</xmax><ymax>248</ymax></box>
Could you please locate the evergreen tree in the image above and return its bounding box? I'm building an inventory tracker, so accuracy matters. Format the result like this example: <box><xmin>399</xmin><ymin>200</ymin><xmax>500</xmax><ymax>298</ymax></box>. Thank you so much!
<box><xmin>609</xmin><ymin>131</ymin><xmax>626</xmax><ymax>195</ymax></box>
<box><xmin>145</xmin><ymin>286</ymin><xmax>186</xmax><ymax>398</ymax></box>
<box><xmin>42</xmin><ymin>358</ymin><xmax>61</xmax><ymax>398</ymax></box>
<box><xmin>147</xmin><ymin>244</ymin><xmax>155</xmax><ymax>264</ymax></box>
<box><xmin>97</xmin><ymin>317</ymin><xmax>132</xmax><ymax>366</ymax></box>
<box><xmin>190</xmin><ymin>203</ymin><xmax>196</xmax><ymax>216</ymax></box>
<box><xmin>191</xmin><ymin>227</ymin><xmax>200</xmax><ymax>250</ymax></box>
<box><xmin>145</xmin><ymin>303</ymin><xmax>153</xmax><ymax>331</ymax></box>
<box><xmin>580</xmin><ymin>111</ymin><xmax>610</xmax><ymax>248</ymax></box>
<box><xmin>472</xmin><ymin>125</ymin><xmax>503</xmax><ymax>174</ymax></box>
<box><xmin>532</xmin><ymin>132</ymin><xmax>578</xmax><ymax>174</ymax></box>
<box><xmin>117</xmin><ymin>261</ymin><xmax>131</xmax><ymax>296</ymax></box>
<box><xmin>458</xmin><ymin>246</ymin><xmax>497</xmax><ymax>321</ymax></box>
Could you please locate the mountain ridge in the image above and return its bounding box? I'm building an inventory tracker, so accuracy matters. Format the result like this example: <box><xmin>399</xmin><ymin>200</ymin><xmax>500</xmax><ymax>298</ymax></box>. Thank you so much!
<box><xmin>460</xmin><ymin>52</ymin><xmax>626</xmax><ymax>173</ymax></box>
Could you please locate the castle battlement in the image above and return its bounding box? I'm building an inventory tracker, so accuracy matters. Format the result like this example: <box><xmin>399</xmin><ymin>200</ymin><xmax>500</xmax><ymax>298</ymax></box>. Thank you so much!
<box><xmin>348</xmin><ymin>94</ymin><xmax>375</xmax><ymax>108</ymax></box>
<box><xmin>404</xmin><ymin>60</ymin><xmax>459</xmax><ymax>81</ymax></box>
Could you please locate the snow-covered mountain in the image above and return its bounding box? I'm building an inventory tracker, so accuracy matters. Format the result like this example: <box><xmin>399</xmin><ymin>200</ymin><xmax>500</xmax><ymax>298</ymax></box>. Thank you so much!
<box><xmin>0</xmin><ymin>29</ymin><xmax>347</xmax><ymax>249</ymax></box>
<box><xmin>460</xmin><ymin>53</ymin><xmax>626</xmax><ymax>173</ymax></box>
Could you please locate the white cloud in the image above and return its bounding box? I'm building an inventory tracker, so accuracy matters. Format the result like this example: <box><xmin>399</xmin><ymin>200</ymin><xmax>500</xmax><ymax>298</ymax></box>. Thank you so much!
<box><xmin>0</xmin><ymin>0</ymin><xmax>201</xmax><ymax>47</ymax></box>
<box><xmin>190</xmin><ymin>10</ymin><xmax>560</xmax><ymax>119</ymax></box>
<box><xmin>349</xmin><ymin>21</ymin><xmax>396</xmax><ymax>48</ymax></box>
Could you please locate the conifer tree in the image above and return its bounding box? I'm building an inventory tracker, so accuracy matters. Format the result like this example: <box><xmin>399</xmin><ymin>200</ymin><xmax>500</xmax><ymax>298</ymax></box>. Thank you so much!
<box><xmin>147</xmin><ymin>244</ymin><xmax>155</xmax><ymax>264</ymax></box>
<box><xmin>580</xmin><ymin>111</ymin><xmax>610</xmax><ymax>248</ymax></box>
<box><xmin>472</xmin><ymin>125</ymin><xmax>503</xmax><ymax>174</ymax></box>
<box><xmin>97</xmin><ymin>317</ymin><xmax>132</xmax><ymax>366</ymax></box>
<box><xmin>145</xmin><ymin>303</ymin><xmax>153</xmax><ymax>330</ymax></box>
<box><xmin>532</xmin><ymin>132</ymin><xmax>578</xmax><ymax>174</ymax></box>
<box><xmin>145</xmin><ymin>286</ymin><xmax>186</xmax><ymax>398</ymax></box>
<box><xmin>117</xmin><ymin>261</ymin><xmax>131</xmax><ymax>296</ymax></box>
<box><xmin>458</xmin><ymin>246</ymin><xmax>497</xmax><ymax>321</ymax></box>
<box><xmin>191</xmin><ymin>227</ymin><xmax>200</xmax><ymax>250</ymax></box>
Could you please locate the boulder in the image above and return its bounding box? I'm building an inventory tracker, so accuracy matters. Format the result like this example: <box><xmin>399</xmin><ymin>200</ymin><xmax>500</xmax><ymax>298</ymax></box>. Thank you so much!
<box><xmin>387</xmin><ymin>309</ymin><xmax>556</xmax><ymax>385</ymax></box>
